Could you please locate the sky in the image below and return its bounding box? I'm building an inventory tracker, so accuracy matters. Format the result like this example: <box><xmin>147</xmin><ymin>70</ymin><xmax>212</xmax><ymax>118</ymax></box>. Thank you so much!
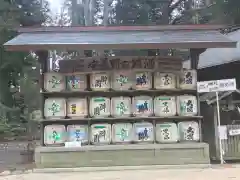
<box><xmin>48</xmin><ymin>0</ymin><xmax>63</xmax><ymax>13</ymax></box>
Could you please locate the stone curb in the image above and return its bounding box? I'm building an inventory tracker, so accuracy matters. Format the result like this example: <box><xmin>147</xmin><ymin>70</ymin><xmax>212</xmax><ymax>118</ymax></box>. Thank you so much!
<box><xmin>32</xmin><ymin>164</ymin><xmax>212</xmax><ymax>173</ymax></box>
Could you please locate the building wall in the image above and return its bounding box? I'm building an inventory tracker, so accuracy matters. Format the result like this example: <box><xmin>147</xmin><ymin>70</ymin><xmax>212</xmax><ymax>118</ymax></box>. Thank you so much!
<box><xmin>201</xmin><ymin>103</ymin><xmax>218</xmax><ymax>159</ymax></box>
<box><xmin>198</xmin><ymin>61</ymin><xmax>240</xmax><ymax>85</ymax></box>
<box><xmin>198</xmin><ymin>62</ymin><xmax>240</xmax><ymax>160</ymax></box>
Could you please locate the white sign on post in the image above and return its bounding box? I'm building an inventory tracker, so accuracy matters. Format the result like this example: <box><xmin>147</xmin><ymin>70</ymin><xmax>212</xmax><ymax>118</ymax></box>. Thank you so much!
<box><xmin>197</xmin><ymin>78</ymin><xmax>236</xmax><ymax>165</ymax></box>
<box><xmin>197</xmin><ymin>79</ymin><xmax>236</xmax><ymax>93</ymax></box>
<box><xmin>65</xmin><ymin>141</ymin><xmax>82</xmax><ymax>148</ymax></box>
<box><xmin>229</xmin><ymin>129</ymin><xmax>240</xmax><ymax>136</ymax></box>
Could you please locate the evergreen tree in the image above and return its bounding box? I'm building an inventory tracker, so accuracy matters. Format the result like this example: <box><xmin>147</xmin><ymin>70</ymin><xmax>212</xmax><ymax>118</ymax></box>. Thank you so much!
<box><xmin>0</xmin><ymin>0</ymin><xmax>49</xmax><ymax>136</ymax></box>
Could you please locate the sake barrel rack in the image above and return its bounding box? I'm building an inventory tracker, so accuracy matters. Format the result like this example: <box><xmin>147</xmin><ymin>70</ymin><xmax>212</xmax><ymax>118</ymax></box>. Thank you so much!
<box><xmin>39</xmin><ymin>56</ymin><xmax>203</xmax><ymax>147</ymax></box>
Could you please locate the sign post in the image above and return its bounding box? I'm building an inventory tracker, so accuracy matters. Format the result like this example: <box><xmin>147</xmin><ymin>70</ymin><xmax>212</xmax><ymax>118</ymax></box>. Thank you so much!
<box><xmin>197</xmin><ymin>78</ymin><xmax>236</xmax><ymax>164</ymax></box>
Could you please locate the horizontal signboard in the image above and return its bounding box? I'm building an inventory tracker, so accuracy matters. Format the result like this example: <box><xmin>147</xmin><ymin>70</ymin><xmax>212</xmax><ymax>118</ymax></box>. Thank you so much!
<box><xmin>197</xmin><ymin>79</ymin><xmax>236</xmax><ymax>93</ymax></box>
<box><xmin>58</xmin><ymin>56</ymin><xmax>182</xmax><ymax>73</ymax></box>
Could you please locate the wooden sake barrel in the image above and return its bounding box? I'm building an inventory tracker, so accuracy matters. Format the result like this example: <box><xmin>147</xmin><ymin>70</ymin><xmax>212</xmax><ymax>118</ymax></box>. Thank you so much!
<box><xmin>44</xmin><ymin>125</ymin><xmax>66</xmax><ymax>146</ymax></box>
<box><xmin>66</xmin><ymin>74</ymin><xmax>87</xmax><ymax>91</ymax></box>
<box><xmin>44</xmin><ymin>72</ymin><xmax>65</xmax><ymax>92</ymax></box>
<box><xmin>90</xmin><ymin>97</ymin><xmax>111</xmax><ymax>118</ymax></box>
<box><xmin>178</xmin><ymin>121</ymin><xmax>200</xmax><ymax>141</ymax></box>
<box><xmin>111</xmin><ymin>97</ymin><xmax>132</xmax><ymax>117</ymax></box>
<box><xmin>156</xmin><ymin>123</ymin><xmax>178</xmax><ymax>143</ymax></box>
<box><xmin>67</xmin><ymin>98</ymin><xmax>87</xmax><ymax>118</ymax></box>
<box><xmin>133</xmin><ymin>71</ymin><xmax>152</xmax><ymax>90</ymax></box>
<box><xmin>67</xmin><ymin>125</ymin><xmax>88</xmax><ymax>145</ymax></box>
<box><xmin>111</xmin><ymin>71</ymin><xmax>133</xmax><ymax>90</ymax></box>
<box><xmin>154</xmin><ymin>72</ymin><xmax>176</xmax><ymax>89</ymax></box>
<box><xmin>44</xmin><ymin>98</ymin><xmax>66</xmax><ymax>119</ymax></box>
<box><xmin>133</xmin><ymin>122</ymin><xmax>154</xmax><ymax>143</ymax></box>
<box><xmin>90</xmin><ymin>72</ymin><xmax>110</xmax><ymax>91</ymax></box>
<box><xmin>90</xmin><ymin>124</ymin><xmax>111</xmax><ymax>145</ymax></box>
<box><xmin>132</xmin><ymin>96</ymin><xmax>153</xmax><ymax>117</ymax></box>
<box><xmin>112</xmin><ymin>123</ymin><xmax>133</xmax><ymax>143</ymax></box>
<box><xmin>179</xmin><ymin>70</ymin><xmax>197</xmax><ymax>89</ymax></box>
<box><xmin>177</xmin><ymin>95</ymin><xmax>198</xmax><ymax>116</ymax></box>
<box><xmin>154</xmin><ymin>96</ymin><xmax>177</xmax><ymax>117</ymax></box>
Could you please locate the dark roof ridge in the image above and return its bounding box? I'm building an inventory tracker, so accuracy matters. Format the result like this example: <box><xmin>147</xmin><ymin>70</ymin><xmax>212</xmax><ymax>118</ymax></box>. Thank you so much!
<box><xmin>17</xmin><ymin>25</ymin><xmax>228</xmax><ymax>33</ymax></box>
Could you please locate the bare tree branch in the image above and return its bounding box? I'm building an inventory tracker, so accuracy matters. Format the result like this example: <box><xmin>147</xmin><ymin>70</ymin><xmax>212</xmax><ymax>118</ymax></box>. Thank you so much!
<box><xmin>168</xmin><ymin>0</ymin><xmax>175</xmax><ymax>7</ymax></box>
<box><xmin>169</xmin><ymin>0</ymin><xmax>186</xmax><ymax>13</ymax></box>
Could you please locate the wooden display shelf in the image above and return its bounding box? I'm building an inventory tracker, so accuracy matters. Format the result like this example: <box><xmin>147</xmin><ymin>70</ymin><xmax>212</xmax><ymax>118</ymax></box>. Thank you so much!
<box><xmin>41</xmin><ymin>89</ymin><xmax>197</xmax><ymax>97</ymax></box>
<box><xmin>41</xmin><ymin>115</ymin><xmax>203</xmax><ymax>122</ymax></box>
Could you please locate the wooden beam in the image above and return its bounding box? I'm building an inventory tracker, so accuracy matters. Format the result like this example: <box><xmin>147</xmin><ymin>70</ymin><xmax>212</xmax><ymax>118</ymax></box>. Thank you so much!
<box><xmin>5</xmin><ymin>42</ymin><xmax>234</xmax><ymax>52</ymax></box>
<box><xmin>190</xmin><ymin>48</ymin><xmax>206</xmax><ymax>69</ymax></box>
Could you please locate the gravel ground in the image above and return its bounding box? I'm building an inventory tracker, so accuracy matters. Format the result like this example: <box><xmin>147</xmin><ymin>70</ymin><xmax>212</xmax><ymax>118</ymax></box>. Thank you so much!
<box><xmin>1</xmin><ymin>167</ymin><xmax>240</xmax><ymax>180</ymax></box>
<box><xmin>0</xmin><ymin>142</ymin><xmax>34</xmax><ymax>173</ymax></box>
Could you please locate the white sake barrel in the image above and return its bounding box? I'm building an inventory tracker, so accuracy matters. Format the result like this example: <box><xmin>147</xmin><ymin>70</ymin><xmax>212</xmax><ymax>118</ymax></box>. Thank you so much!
<box><xmin>177</xmin><ymin>95</ymin><xmax>198</xmax><ymax>116</ymax></box>
<box><xmin>179</xmin><ymin>70</ymin><xmax>197</xmax><ymax>89</ymax></box>
<box><xmin>90</xmin><ymin>97</ymin><xmax>111</xmax><ymax>118</ymax></box>
<box><xmin>133</xmin><ymin>122</ymin><xmax>154</xmax><ymax>143</ymax></box>
<box><xmin>178</xmin><ymin>121</ymin><xmax>200</xmax><ymax>141</ymax></box>
<box><xmin>156</xmin><ymin>123</ymin><xmax>178</xmax><ymax>143</ymax></box>
<box><xmin>44</xmin><ymin>72</ymin><xmax>65</xmax><ymax>92</ymax></box>
<box><xmin>134</xmin><ymin>71</ymin><xmax>152</xmax><ymax>90</ymax></box>
<box><xmin>90</xmin><ymin>72</ymin><xmax>110</xmax><ymax>91</ymax></box>
<box><xmin>44</xmin><ymin>125</ymin><xmax>66</xmax><ymax>146</ymax></box>
<box><xmin>67</xmin><ymin>98</ymin><xmax>87</xmax><ymax>118</ymax></box>
<box><xmin>91</xmin><ymin>124</ymin><xmax>111</xmax><ymax>145</ymax></box>
<box><xmin>154</xmin><ymin>96</ymin><xmax>177</xmax><ymax>117</ymax></box>
<box><xmin>67</xmin><ymin>125</ymin><xmax>88</xmax><ymax>144</ymax></box>
<box><xmin>66</xmin><ymin>74</ymin><xmax>87</xmax><ymax>91</ymax></box>
<box><xmin>112</xmin><ymin>123</ymin><xmax>133</xmax><ymax>143</ymax></box>
<box><xmin>111</xmin><ymin>97</ymin><xmax>132</xmax><ymax>117</ymax></box>
<box><xmin>44</xmin><ymin>98</ymin><xmax>66</xmax><ymax>119</ymax></box>
<box><xmin>112</xmin><ymin>71</ymin><xmax>133</xmax><ymax>90</ymax></box>
<box><xmin>132</xmin><ymin>96</ymin><xmax>153</xmax><ymax>117</ymax></box>
<box><xmin>154</xmin><ymin>72</ymin><xmax>176</xmax><ymax>89</ymax></box>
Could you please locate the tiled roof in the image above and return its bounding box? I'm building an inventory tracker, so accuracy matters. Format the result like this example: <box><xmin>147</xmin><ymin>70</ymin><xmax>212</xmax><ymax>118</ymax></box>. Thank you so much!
<box><xmin>183</xmin><ymin>29</ymin><xmax>240</xmax><ymax>69</ymax></box>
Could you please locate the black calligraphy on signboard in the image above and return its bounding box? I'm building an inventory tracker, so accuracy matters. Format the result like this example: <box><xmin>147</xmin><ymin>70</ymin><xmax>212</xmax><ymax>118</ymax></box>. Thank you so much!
<box><xmin>136</xmin><ymin>74</ymin><xmax>147</xmax><ymax>86</ymax></box>
<box><xmin>186</xmin><ymin>100</ymin><xmax>194</xmax><ymax>113</ymax></box>
<box><xmin>93</xmin><ymin>129</ymin><xmax>106</xmax><ymax>142</ymax></box>
<box><xmin>163</xmin><ymin>74</ymin><xmax>172</xmax><ymax>86</ymax></box>
<box><xmin>162</xmin><ymin>128</ymin><xmax>170</xmax><ymax>140</ymax></box>
<box><xmin>184</xmin><ymin>72</ymin><xmax>193</xmax><ymax>85</ymax></box>
<box><xmin>186</xmin><ymin>126</ymin><xmax>195</xmax><ymax>140</ymax></box>
<box><xmin>94</xmin><ymin>103</ymin><xmax>106</xmax><ymax>116</ymax></box>
<box><xmin>94</xmin><ymin>75</ymin><xmax>108</xmax><ymax>88</ymax></box>
<box><xmin>162</xmin><ymin>102</ymin><xmax>170</xmax><ymax>113</ymax></box>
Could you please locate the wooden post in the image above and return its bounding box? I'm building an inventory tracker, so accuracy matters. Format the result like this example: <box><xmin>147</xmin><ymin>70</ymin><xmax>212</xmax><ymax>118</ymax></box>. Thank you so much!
<box><xmin>190</xmin><ymin>48</ymin><xmax>205</xmax><ymax>142</ymax></box>
<box><xmin>36</xmin><ymin>51</ymin><xmax>48</xmax><ymax>146</ymax></box>
<box><xmin>190</xmin><ymin>49</ymin><xmax>205</xmax><ymax>69</ymax></box>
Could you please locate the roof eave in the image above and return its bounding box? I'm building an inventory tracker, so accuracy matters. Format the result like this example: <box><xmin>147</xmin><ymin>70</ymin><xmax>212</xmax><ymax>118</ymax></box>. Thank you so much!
<box><xmin>4</xmin><ymin>41</ymin><xmax>237</xmax><ymax>52</ymax></box>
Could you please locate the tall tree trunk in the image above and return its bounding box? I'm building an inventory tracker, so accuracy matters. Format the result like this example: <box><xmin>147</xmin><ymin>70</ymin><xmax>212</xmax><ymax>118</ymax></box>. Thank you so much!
<box><xmin>84</xmin><ymin>0</ymin><xmax>91</xmax><ymax>26</ymax></box>
<box><xmin>71</xmin><ymin>0</ymin><xmax>78</xmax><ymax>25</ymax></box>
<box><xmin>103</xmin><ymin>0</ymin><xmax>110</xmax><ymax>26</ymax></box>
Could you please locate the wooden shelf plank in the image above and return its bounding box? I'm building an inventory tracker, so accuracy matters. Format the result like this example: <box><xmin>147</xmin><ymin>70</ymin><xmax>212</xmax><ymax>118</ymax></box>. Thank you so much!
<box><xmin>41</xmin><ymin>89</ymin><xmax>197</xmax><ymax>97</ymax></box>
<box><xmin>41</xmin><ymin>116</ymin><xmax>203</xmax><ymax>122</ymax></box>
